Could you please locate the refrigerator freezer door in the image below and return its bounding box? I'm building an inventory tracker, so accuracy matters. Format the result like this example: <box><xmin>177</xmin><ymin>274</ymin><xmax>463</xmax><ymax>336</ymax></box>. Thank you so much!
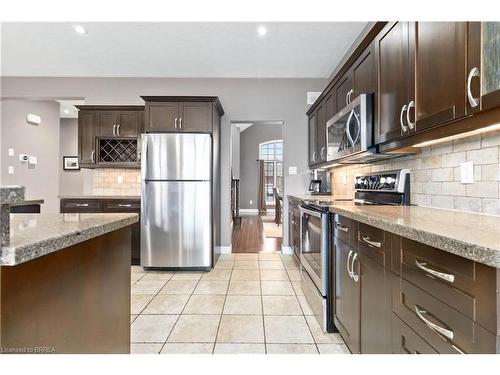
<box><xmin>141</xmin><ymin>133</ymin><xmax>212</xmax><ymax>181</ymax></box>
<box><xmin>141</xmin><ymin>180</ymin><xmax>211</xmax><ymax>268</ymax></box>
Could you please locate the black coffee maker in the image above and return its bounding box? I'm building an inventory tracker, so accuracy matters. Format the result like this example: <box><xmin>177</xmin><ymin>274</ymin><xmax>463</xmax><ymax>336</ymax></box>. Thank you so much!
<box><xmin>308</xmin><ymin>169</ymin><xmax>332</xmax><ymax>195</ymax></box>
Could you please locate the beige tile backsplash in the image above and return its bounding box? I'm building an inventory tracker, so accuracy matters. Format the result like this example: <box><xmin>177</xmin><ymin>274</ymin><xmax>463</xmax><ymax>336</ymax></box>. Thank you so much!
<box><xmin>91</xmin><ymin>168</ymin><xmax>141</xmax><ymax>196</ymax></box>
<box><xmin>330</xmin><ymin>130</ymin><xmax>500</xmax><ymax>216</ymax></box>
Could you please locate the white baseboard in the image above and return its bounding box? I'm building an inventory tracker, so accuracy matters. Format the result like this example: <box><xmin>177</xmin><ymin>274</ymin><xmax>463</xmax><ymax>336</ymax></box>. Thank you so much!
<box><xmin>218</xmin><ymin>246</ymin><xmax>232</xmax><ymax>254</ymax></box>
<box><xmin>281</xmin><ymin>245</ymin><xmax>293</xmax><ymax>255</ymax></box>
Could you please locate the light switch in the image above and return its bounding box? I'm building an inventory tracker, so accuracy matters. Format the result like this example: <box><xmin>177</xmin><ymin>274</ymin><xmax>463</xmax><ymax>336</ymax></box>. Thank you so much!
<box><xmin>342</xmin><ymin>175</ymin><xmax>347</xmax><ymax>185</ymax></box>
<box><xmin>8</xmin><ymin>166</ymin><xmax>14</xmax><ymax>174</ymax></box>
<box><xmin>19</xmin><ymin>154</ymin><xmax>28</xmax><ymax>162</ymax></box>
<box><xmin>288</xmin><ymin>166</ymin><xmax>297</xmax><ymax>175</ymax></box>
<box><xmin>8</xmin><ymin>148</ymin><xmax>14</xmax><ymax>156</ymax></box>
<box><xmin>28</xmin><ymin>156</ymin><xmax>38</xmax><ymax>165</ymax></box>
<box><xmin>460</xmin><ymin>161</ymin><xmax>474</xmax><ymax>184</ymax></box>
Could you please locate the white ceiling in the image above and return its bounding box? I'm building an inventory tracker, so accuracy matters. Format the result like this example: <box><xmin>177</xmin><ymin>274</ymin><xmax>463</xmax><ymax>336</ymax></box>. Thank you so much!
<box><xmin>1</xmin><ymin>22</ymin><xmax>367</xmax><ymax>78</ymax></box>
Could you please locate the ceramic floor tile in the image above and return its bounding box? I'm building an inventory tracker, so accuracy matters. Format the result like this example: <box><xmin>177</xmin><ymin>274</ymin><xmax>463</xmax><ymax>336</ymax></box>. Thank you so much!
<box><xmin>183</xmin><ymin>294</ymin><xmax>226</xmax><ymax>314</ymax></box>
<box><xmin>130</xmin><ymin>343</ymin><xmax>163</xmax><ymax>354</ymax></box>
<box><xmin>159</xmin><ymin>280</ymin><xmax>198</xmax><ymax>295</ymax></box>
<box><xmin>131</xmin><ymin>280</ymin><xmax>167</xmax><ymax>294</ymax></box>
<box><xmin>286</xmin><ymin>270</ymin><xmax>301</xmax><ymax>281</ymax></box>
<box><xmin>266</xmin><ymin>344</ymin><xmax>318</xmax><ymax>354</ymax></box>
<box><xmin>218</xmin><ymin>254</ymin><xmax>235</xmax><ymax>260</ymax></box>
<box><xmin>170</xmin><ymin>272</ymin><xmax>204</xmax><ymax>281</ymax></box>
<box><xmin>297</xmin><ymin>295</ymin><xmax>314</xmax><ymax>315</ymax></box>
<box><xmin>142</xmin><ymin>294</ymin><xmax>190</xmax><ymax>315</ymax></box>
<box><xmin>227</xmin><ymin>281</ymin><xmax>261</xmax><ymax>295</ymax></box>
<box><xmin>213</xmin><ymin>343</ymin><xmax>265</xmax><ymax>354</ymax></box>
<box><xmin>141</xmin><ymin>272</ymin><xmax>175</xmax><ymax>281</ymax></box>
<box><xmin>131</xmin><ymin>266</ymin><xmax>145</xmax><ymax>274</ymax></box>
<box><xmin>193</xmin><ymin>280</ymin><xmax>229</xmax><ymax>295</ymax></box>
<box><xmin>131</xmin><ymin>314</ymin><xmax>178</xmax><ymax>343</ymax></box>
<box><xmin>131</xmin><ymin>294</ymin><xmax>155</xmax><ymax>314</ymax></box>
<box><xmin>261</xmin><ymin>281</ymin><xmax>295</xmax><ymax>296</ymax></box>
<box><xmin>259</xmin><ymin>260</ymin><xmax>285</xmax><ymax>270</ymax></box>
<box><xmin>216</xmin><ymin>315</ymin><xmax>265</xmax><ymax>343</ymax></box>
<box><xmin>260</xmin><ymin>269</ymin><xmax>289</xmax><ymax>281</ymax></box>
<box><xmin>214</xmin><ymin>260</ymin><xmax>234</xmax><ymax>269</ymax></box>
<box><xmin>223</xmin><ymin>295</ymin><xmax>262</xmax><ymax>315</ymax></box>
<box><xmin>233</xmin><ymin>260</ymin><xmax>259</xmax><ymax>269</ymax></box>
<box><xmin>231</xmin><ymin>269</ymin><xmax>260</xmax><ymax>281</ymax></box>
<box><xmin>305</xmin><ymin>315</ymin><xmax>344</xmax><ymax>344</ymax></box>
<box><xmin>284</xmin><ymin>262</ymin><xmax>300</xmax><ymax>271</ymax></box>
<box><xmin>292</xmin><ymin>281</ymin><xmax>304</xmax><ymax>296</ymax></box>
<box><xmin>160</xmin><ymin>343</ymin><xmax>214</xmax><ymax>354</ymax></box>
<box><xmin>234</xmin><ymin>253</ymin><xmax>258</xmax><ymax>260</ymax></box>
<box><xmin>258</xmin><ymin>253</ymin><xmax>282</xmax><ymax>260</ymax></box>
<box><xmin>262</xmin><ymin>296</ymin><xmax>303</xmax><ymax>315</ymax></box>
<box><xmin>201</xmin><ymin>269</ymin><xmax>232</xmax><ymax>281</ymax></box>
<box><xmin>317</xmin><ymin>344</ymin><xmax>350</xmax><ymax>354</ymax></box>
<box><xmin>167</xmin><ymin>314</ymin><xmax>220</xmax><ymax>343</ymax></box>
<box><xmin>264</xmin><ymin>316</ymin><xmax>314</xmax><ymax>344</ymax></box>
<box><xmin>131</xmin><ymin>273</ymin><xmax>145</xmax><ymax>285</ymax></box>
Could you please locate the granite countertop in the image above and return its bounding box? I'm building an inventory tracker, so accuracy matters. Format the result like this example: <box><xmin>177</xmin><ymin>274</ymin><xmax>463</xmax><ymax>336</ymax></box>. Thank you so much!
<box><xmin>288</xmin><ymin>195</ymin><xmax>500</xmax><ymax>268</ymax></box>
<box><xmin>0</xmin><ymin>212</ymin><xmax>139</xmax><ymax>266</ymax></box>
<box><xmin>0</xmin><ymin>186</ymin><xmax>25</xmax><ymax>204</ymax></box>
<box><xmin>59</xmin><ymin>195</ymin><xmax>140</xmax><ymax>200</ymax></box>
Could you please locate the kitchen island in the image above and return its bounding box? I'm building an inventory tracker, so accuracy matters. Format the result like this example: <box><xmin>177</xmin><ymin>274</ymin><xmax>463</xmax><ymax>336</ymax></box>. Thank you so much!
<box><xmin>0</xmin><ymin>212</ymin><xmax>138</xmax><ymax>354</ymax></box>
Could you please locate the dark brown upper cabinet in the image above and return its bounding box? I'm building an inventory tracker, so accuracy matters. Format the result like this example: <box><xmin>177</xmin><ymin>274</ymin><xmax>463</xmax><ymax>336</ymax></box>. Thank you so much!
<box><xmin>414</xmin><ymin>22</ymin><xmax>468</xmax><ymax>131</ymax></box>
<box><xmin>78</xmin><ymin>110</ymin><xmax>97</xmax><ymax>166</ymax></box>
<box><xmin>334</xmin><ymin>72</ymin><xmax>354</xmax><ymax>113</ymax></box>
<box><xmin>96</xmin><ymin>108</ymin><xmax>143</xmax><ymax>138</ymax></box>
<box><xmin>468</xmin><ymin>22</ymin><xmax>500</xmax><ymax>112</ymax></box>
<box><xmin>142</xmin><ymin>97</ymin><xmax>224</xmax><ymax>133</ymax></box>
<box><xmin>352</xmin><ymin>43</ymin><xmax>376</xmax><ymax>98</ymax></box>
<box><xmin>308</xmin><ymin>112</ymin><xmax>317</xmax><ymax>166</ymax></box>
<box><xmin>375</xmin><ymin>22</ymin><xmax>415</xmax><ymax>144</ymax></box>
<box><xmin>315</xmin><ymin>100</ymin><xmax>327</xmax><ymax>163</ymax></box>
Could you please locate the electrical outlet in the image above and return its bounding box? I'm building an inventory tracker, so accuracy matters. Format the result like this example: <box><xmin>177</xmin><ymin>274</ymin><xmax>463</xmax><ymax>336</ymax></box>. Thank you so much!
<box><xmin>136</xmin><ymin>176</ymin><xmax>141</xmax><ymax>184</ymax></box>
<box><xmin>342</xmin><ymin>175</ymin><xmax>347</xmax><ymax>185</ymax></box>
<box><xmin>288</xmin><ymin>166</ymin><xmax>297</xmax><ymax>175</ymax></box>
<box><xmin>460</xmin><ymin>162</ymin><xmax>474</xmax><ymax>184</ymax></box>
<box><xmin>8</xmin><ymin>166</ymin><xmax>14</xmax><ymax>174</ymax></box>
<box><xmin>117</xmin><ymin>176</ymin><xmax>124</xmax><ymax>184</ymax></box>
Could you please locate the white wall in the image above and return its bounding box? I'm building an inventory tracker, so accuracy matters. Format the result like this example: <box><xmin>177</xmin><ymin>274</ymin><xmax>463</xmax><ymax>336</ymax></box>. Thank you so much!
<box><xmin>1</xmin><ymin>77</ymin><xmax>328</xmax><ymax>246</ymax></box>
<box><xmin>231</xmin><ymin>126</ymin><xmax>241</xmax><ymax>179</ymax></box>
<box><xmin>1</xmin><ymin>100</ymin><xmax>60</xmax><ymax>213</ymax></box>
<box><xmin>59</xmin><ymin>118</ymin><xmax>86</xmax><ymax>196</ymax></box>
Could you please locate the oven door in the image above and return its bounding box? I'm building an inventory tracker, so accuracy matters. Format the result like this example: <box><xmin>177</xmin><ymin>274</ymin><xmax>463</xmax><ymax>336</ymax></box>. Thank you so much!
<box><xmin>299</xmin><ymin>206</ymin><xmax>328</xmax><ymax>296</ymax></box>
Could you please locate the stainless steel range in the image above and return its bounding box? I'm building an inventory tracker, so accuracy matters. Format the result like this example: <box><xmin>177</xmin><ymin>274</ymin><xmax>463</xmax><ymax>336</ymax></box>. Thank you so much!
<box><xmin>299</xmin><ymin>169</ymin><xmax>411</xmax><ymax>333</ymax></box>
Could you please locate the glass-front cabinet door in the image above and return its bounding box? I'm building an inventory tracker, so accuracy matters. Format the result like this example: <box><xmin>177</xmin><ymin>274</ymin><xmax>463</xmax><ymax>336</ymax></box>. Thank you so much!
<box><xmin>469</xmin><ymin>22</ymin><xmax>500</xmax><ymax>112</ymax></box>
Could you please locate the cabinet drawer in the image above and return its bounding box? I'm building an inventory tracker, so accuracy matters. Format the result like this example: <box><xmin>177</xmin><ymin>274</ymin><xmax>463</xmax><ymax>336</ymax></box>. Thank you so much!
<box><xmin>333</xmin><ymin>214</ymin><xmax>357</xmax><ymax>247</ymax></box>
<box><xmin>60</xmin><ymin>199</ymin><xmax>103</xmax><ymax>213</ymax></box>
<box><xmin>391</xmin><ymin>314</ymin><xmax>437</xmax><ymax>354</ymax></box>
<box><xmin>358</xmin><ymin>223</ymin><xmax>392</xmax><ymax>268</ymax></box>
<box><xmin>393</xmin><ymin>277</ymin><xmax>496</xmax><ymax>353</ymax></box>
<box><xmin>398</xmin><ymin>237</ymin><xmax>497</xmax><ymax>333</ymax></box>
<box><xmin>103</xmin><ymin>200</ymin><xmax>141</xmax><ymax>212</ymax></box>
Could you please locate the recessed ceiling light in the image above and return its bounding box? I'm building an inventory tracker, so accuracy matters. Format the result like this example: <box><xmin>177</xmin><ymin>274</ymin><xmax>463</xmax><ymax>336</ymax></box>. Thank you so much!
<box><xmin>257</xmin><ymin>25</ymin><xmax>267</xmax><ymax>37</ymax></box>
<box><xmin>74</xmin><ymin>25</ymin><xmax>87</xmax><ymax>35</ymax></box>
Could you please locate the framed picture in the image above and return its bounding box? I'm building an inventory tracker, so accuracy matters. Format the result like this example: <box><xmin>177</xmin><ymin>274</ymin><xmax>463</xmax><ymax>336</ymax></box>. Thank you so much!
<box><xmin>63</xmin><ymin>156</ymin><xmax>80</xmax><ymax>171</ymax></box>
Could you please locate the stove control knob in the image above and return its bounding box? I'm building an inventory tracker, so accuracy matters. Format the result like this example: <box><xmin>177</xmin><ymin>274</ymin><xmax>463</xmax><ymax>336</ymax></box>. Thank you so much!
<box><xmin>386</xmin><ymin>177</ymin><xmax>395</xmax><ymax>184</ymax></box>
<box><xmin>380</xmin><ymin>177</ymin><xmax>386</xmax><ymax>184</ymax></box>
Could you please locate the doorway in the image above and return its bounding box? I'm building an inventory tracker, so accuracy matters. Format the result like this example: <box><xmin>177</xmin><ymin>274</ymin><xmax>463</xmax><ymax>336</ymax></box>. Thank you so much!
<box><xmin>230</xmin><ymin>121</ymin><xmax>284</xmax><ymax>253</ymax></box>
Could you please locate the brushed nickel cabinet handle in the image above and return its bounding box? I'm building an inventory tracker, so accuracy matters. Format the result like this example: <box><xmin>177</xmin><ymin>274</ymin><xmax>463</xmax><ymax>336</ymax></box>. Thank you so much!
<box><xmin>400</xmin><ymin>104</ymin><xmax>408</xmax><ymax>132</ymax></box>
<box><xmin>414</xmin><ymin>305</ymin><xmax>454</xmax><ymax>340</ymax></box>
<box><xmin>174</xmin><ymin>117</ymin><xmax>178</xmax><ymax>129</ymax></box>
<box><xmin>467</xmin><ymin>67</ymin><xmax>480</xmax><ymax>108</ymax></box>
<box><xmin>362</xmin><ymin>235</ymin><xmax>381</xmax><ymax>248</ymax></box>
<box><xmin>347</xmin><ymin>250</ymin><xmax>354</xmax><ymax>279</ymax></box>
<box><xmin>117</xmin><ymin>204</ymin><xmax>132</xmax><ymax>208</ymax></box>
<box><xmin>335</xmin><ymin>222</ymin><xmax>349</xmax><ymax>233</ymax></box>
<box><xmin>312</xmin><ymin>151</ymin><xmax>316</xmax><ymax>163</ymax></box>
<box><xmin>75</xmin><ymin>203</ymin><xmax>89</xmax><ymax>207</ymax></box>
<box><xmin>321</xmin><ymin>147</ymin><xmax>325</xmax><ymax>159</ymax></box>
<box><xmin>407</xmin><ymin>101</ymin><xmax>415</xmax><ymax>130</ymax></box>
<box><xmin>346</xmin><ymin>89</ymin><xmax>354</xmax><ymax>105</ymax></box>
<box><xmin>113</xmin><ymin>124</ymin><xmax>116</xmax><ymax>136</ymax></box>
<box><xmin>179</xmin><ymin>117</ymin><xmax>182</xmax><ymax>129</ymax></box>
<box><xmin>351</xmin><ymin>253</ymin><xmax>359</xmax><ymax>282</ymax></box>
<box><xmin>91</xmin><ymin>150</ymin><xmax>95</xmax><ymax>163</ymax></box>
<box><xmin>117</xmin><ymin>124</ymin><xmax>120</xmax><ymax>136</ymax></box>
<box><xmin>415</xmin><ymin>260</ymin><xmax>455</xmax><ymax>283</ymax></box>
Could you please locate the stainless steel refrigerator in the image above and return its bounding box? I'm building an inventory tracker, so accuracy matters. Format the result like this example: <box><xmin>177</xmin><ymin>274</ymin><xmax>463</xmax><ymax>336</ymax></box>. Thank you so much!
<box><xmin>140</xmin><ymin>133</ymin><xmax>212</xmax><ymax>269</ymax></box>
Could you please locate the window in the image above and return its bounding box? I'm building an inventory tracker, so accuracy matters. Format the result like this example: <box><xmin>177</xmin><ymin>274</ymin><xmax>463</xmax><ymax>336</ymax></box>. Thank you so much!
<box><xmin>259</xmin><ymin>140</ymin><xmax>284</xmax><ymax>204</ymax></box>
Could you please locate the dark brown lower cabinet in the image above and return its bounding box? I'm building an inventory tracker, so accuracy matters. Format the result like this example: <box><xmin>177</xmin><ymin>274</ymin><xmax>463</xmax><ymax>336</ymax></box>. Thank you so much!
<box><xmin>391</xmin><ymin>314</ymin><xmax>437</xmax><ymax>354</ymax></box>
<box><xmin>60</xmin><ymin>198</ymin><xmax>141</xmax><ymax>265</ymax></box>
<box><xmin>334</xmin><ymin>237</ymin><xmax>360</xmax><ymax>353</ymax></box>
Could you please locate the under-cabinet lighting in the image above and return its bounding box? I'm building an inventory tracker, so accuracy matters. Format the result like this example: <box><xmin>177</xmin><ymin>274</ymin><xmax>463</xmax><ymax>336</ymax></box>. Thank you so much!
<box><xmin>74</xmin><ymin>25</ymin><xmax>87</xmax><ymax>35</ymax></box>
<box><xmin>412</xmin><ymin>123</ymin><xmax>500</xmax><ymax>148</ymax></box>
<box><xmin>319</xmin><ymin>163</ymin><xmax>340</xmax><ymax>169</ymax></box>
<box><xmin>257</xmin><ymin>25</ymin><xmax>267</xmax><ymax>37</ymax></box>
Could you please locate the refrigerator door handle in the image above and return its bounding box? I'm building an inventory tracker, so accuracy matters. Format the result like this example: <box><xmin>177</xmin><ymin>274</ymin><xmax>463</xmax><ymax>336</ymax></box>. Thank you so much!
<box><xmin>141</xmin><ymin>135</ymin><xmax>148</xmax><ymax>181</ymax></box>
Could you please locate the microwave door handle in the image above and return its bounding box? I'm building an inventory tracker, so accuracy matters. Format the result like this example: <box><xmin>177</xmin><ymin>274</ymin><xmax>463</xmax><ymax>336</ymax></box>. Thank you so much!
<box><xmin>351</xmin><ymin>110</ymin><xmax>361</xmax><ymax>145</ymax></box>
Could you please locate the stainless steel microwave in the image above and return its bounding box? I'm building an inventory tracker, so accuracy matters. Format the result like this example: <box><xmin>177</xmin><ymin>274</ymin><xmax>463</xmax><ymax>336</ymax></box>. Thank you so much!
<box><xmin>326</xmin><ymin>93</ymin><xmax>374</xmax><ymax>163</ymax></box>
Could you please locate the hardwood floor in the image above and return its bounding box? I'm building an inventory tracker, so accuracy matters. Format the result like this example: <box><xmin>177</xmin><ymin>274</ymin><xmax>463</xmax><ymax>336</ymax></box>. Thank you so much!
<box><xmin>231</xmin><ymin>215</ymin><xmax>282</xmax><ymax>253</ymax></box>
